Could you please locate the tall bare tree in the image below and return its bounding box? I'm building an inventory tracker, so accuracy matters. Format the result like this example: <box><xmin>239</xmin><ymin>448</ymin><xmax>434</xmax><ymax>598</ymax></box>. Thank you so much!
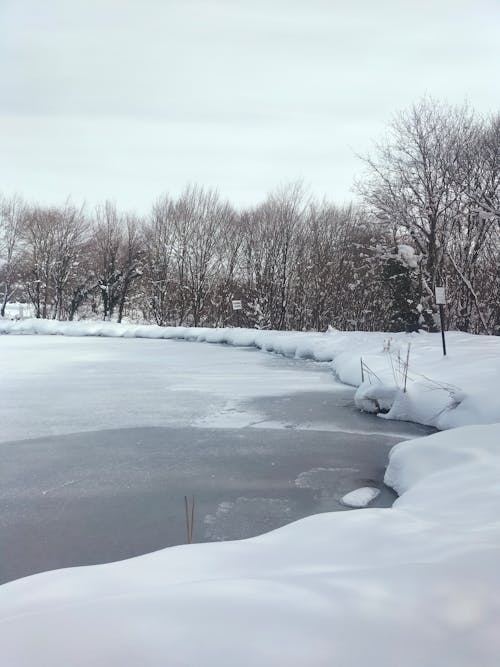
<box><xmin>91</xmin><ymin>203</ymin><xmax>143</xmax><ymax>322</ymax></box>
<box><xmin>0</xmin><ymin>194</ymin><xmax>25</xmax><ymax>316</ymax></box>
<box><xmin>358</xmin><ymin>98</ymin><xmax>483</xmax><ymax>329</ymax></box>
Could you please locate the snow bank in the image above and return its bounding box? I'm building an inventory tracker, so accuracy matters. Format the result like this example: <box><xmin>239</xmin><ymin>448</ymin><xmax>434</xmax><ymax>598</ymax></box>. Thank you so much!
<box><xmin>1</xmin><ymin>423</ymin><xmax>499</xmax><ymax>666</ymax></box>
<box><xmin>2</xmin><ymin>318</ymin><xmax>499</xmax><ymax>429</ymax></box>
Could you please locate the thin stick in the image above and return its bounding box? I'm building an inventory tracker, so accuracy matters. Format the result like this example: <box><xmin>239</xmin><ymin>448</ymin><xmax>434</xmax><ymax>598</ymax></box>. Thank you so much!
<box><xmin>184</xmin><ymin>495</ymin><xmax>191</xmax><ymax>544</ymax></box>
<box><xmin>360</xmin><ymin>357</ymin><xmax>364</xmax><ymax>383</ymax></box>
<box><xmin>403</xmin><ymin>343</ymin><xmax>411</xmax><ymax>393</ymax></box>
<box><xmin>190</xmin><ymin>495</ymin><xmax>195</xmax><ymax>543</ymax></box>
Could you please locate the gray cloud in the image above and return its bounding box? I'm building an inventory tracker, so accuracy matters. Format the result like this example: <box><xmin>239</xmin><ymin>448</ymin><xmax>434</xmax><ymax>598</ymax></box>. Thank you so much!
<box><xmin>0</xmin><ymin>0</ymin><xmax>498</xmax><ymax>211</ymax></box>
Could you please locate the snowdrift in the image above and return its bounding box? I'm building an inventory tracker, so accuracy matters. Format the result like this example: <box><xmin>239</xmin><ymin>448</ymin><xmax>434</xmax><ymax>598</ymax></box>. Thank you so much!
<box><xmin>0</xmin><ymin>424</ymin><xmax>499</xmax><ymax>666</ymax></box>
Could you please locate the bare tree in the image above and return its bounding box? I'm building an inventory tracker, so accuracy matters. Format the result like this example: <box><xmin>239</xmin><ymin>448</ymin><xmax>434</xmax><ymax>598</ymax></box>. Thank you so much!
<box><xmin>90</xmin><ymin>203</ymin><xmax>143</xmax><ymax>322</ymax></box>
<box><xmin>210</xmin><ymin>210</ymin><xmax>243</xmax><ymax>326</ymax></box>
<box><xmin>66</xmin><ymin>237</ymin><xmax>98</xmax><ymax>321</ymax></box>
<box><xmin>358</xmin><ymin>98</ymin><xmax>482</xmax><ymax>329</ymax></box>
<box><xmin>0</xmin><ymin>194</ymin><xmax>25</xmax><ymax>316</ymax></box>
<box><xmin>22</xmin><ymin>206</ymin><xmax>57</xmax><ymax>318</ymax></box>
<box><xmin>296</xmin><ymin>203</ymin><xmax>366</xmax><ymax>331</ymax></box>
<box><xmin>116</xmin><ymin>215</ymin><xmax>143</xmax><ymax>323</ymax></box>
<box><xmin>172</xmin><ymin>186</ymin><xmax>232</xmax><ymax>326</ymax></box>
<box><xmin>20</xmin><ymin>202</ymin><xmax>88</xmax><ymax>319</ymax></box>
<box><xmin>50</xmin><ymin>203</ymin><xmax>88</xmax><ymax>319</ymax></box>
<box><xmin>141</xmin><ymin>196</ymin><xmax>177</xmax><ymax>325</ymax></box>
<box><xmin>242</xmin><ymin>183</ymin><xmax>305</xmax><ymax>329</ymax></box>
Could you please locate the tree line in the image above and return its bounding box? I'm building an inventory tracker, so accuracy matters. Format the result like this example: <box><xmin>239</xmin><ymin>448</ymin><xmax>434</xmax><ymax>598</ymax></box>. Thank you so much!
<box><xmin>1</xmin><ymin>99</ymin><xmax>498</xmax><ymax>334</ymax></box>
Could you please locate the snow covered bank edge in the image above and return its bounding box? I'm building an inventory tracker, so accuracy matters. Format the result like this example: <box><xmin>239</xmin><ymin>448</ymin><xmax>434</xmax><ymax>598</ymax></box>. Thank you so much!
<box><xmin>3</xmin><ymin>318</ymin><xmax>500</xmax><ymax>430</ymax></box>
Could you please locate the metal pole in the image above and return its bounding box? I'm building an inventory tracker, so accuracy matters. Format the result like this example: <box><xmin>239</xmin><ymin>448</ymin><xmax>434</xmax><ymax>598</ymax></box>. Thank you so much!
<box><xmin>439</xmin><ymin>304</ymin><xmax>447</xmax><ymax>356</ymax></box>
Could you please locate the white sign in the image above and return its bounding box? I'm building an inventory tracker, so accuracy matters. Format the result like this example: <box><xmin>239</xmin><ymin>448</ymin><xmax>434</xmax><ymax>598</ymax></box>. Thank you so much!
<box><xmin>231</xmin><ymin>300</ymin><xmax>242</xmax><ymax>311</ymax></box>
<box><xmin>435</xmin><ymin>287</ymin><xmax>446</xmax><ymax>305</ymax></box>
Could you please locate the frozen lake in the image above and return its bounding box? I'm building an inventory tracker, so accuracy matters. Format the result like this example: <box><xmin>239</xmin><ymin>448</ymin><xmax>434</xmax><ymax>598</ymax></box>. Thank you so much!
<box><xmin>0</xmin><ymin>336</ymin><xmax>431</xmax><ymax>583</ymax></box>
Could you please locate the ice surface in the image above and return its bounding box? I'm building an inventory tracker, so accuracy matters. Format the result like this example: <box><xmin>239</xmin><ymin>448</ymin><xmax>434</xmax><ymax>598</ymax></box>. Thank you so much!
<box><xmin>0</xmin><ymin>335</ymin><xmax>340</xmax><ymax>443</ymax></box>
<box><xmin>2</xmin><ymin>319</ymin><xmax>499</xmax><ymax>429</ymax></box>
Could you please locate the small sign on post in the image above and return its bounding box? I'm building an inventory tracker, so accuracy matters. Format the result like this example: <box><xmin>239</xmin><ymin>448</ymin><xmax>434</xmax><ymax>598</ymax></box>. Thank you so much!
<box><xmin>232</xmin><ymin>299</ymin><xmax>242</xmax><ymax>328</ymax></box>
<box><xmin>435</xmin><ymin>287</ymin><xmax>446</xmax><ymax>305</ymax></box>
<box><xmin>435</xmin><ymin>286</ymin><xmax>447</xmax><ymax>356</ymax></box>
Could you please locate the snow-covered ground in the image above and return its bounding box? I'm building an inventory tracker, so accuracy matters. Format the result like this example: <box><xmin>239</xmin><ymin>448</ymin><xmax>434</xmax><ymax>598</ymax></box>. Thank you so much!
<box><xmin>1</xmin><ymin>320</ymin><xmax>499</xmax><ymax>665</ymax></box>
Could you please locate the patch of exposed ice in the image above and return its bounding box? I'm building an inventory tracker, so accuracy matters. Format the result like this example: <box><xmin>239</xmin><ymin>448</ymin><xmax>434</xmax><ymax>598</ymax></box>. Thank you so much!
<box><xmin>204</xmin><ymin>497</ymin><xmax>293</xmax><ymax>541</ymax></box>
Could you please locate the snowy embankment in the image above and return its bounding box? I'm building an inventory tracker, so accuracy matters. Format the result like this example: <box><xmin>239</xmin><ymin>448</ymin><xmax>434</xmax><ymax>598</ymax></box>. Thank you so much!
<box><xmin>1</xmin><ymin>319</ymin><xmax>500</xmax><ymax>664</ymax></box>
<box><xmin>2</xmin><ymin>317</ymin><xmax>500</xmax><ymax>429</ymax></box>
<box><xmin>1</xmin><ymin>425</ymin><xmax>499</xmax><ymax>665</ymax></box>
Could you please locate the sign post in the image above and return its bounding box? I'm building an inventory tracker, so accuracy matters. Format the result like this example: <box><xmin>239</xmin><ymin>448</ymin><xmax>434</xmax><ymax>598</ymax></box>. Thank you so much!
<box><xmin>231</xmin><ymin>299</ymin><xmax>242</xmax><ymax>327</ymax></box>
<box><xmin>435</xmin><ymin>286</ymin><xmax>447</xmax><ymax>356</ymax></box>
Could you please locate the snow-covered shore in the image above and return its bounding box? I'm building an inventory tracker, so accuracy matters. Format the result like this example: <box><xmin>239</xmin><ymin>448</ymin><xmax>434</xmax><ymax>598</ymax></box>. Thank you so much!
<box><xmin>1</xmin><ymin>319</ymin><xmax>500</xmax><ymax>665</ymax></box>
<box><xmin>1</xmin><ymin>423</ymin><xmax>499</xmax><ymax>666</ymax></box>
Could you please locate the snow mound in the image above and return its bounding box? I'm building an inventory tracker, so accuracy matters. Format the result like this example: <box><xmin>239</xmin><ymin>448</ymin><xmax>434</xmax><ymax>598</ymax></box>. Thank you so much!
<box><xmin>354</xmin><ymin>381</ymin><xmax>399</xmax><ymax>413</ymax></box>
<box><xmin>341</xmin><ymin>486</ymin><xmax>381</xmax><ymax>507</ymax></box>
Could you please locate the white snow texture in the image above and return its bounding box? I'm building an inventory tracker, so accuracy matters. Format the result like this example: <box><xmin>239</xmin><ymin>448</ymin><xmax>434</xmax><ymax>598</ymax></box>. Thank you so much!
<box><xmin>341</xmin><ymin>486</ymin><xmax>381</xmax><ymax>507</ymax></box>
<box><xmin>1</xmin><ymin>319</ymin><xmax>499</xmax><ymax>666</ymax></box>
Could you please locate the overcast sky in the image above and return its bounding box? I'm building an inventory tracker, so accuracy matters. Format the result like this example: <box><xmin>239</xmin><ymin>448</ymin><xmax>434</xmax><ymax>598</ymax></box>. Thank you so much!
<box><xmin>1</xmin><ymin>0</ymin><xmax>498</xmax><ymax>213</ymax></box>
